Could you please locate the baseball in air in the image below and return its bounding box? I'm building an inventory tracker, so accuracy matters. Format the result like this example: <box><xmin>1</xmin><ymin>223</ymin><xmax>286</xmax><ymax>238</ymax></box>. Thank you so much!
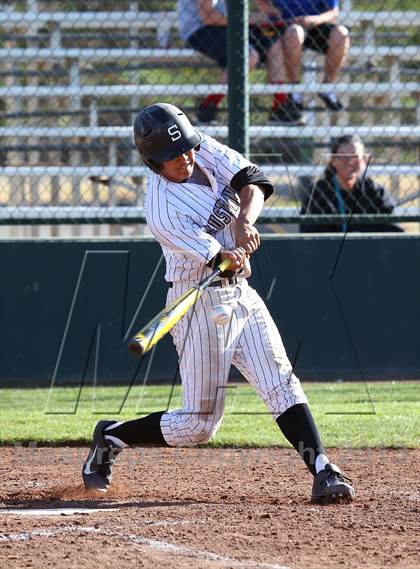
<box><xmin>210</xmin><ymin>304</ymin><xmax>233</xmax><ymax>326</ymax></box>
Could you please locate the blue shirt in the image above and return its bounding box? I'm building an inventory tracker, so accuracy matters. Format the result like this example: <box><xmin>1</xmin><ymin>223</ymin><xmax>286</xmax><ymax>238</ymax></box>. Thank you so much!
<box><xmin>272</xmin><ymin>0</ymin><xmax>338</xmax><ymax>20</ymax></box>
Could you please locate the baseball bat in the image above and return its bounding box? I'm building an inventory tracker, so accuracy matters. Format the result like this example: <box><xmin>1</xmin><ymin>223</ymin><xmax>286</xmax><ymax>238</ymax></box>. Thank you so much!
<box><xmin>128</xmin><ymin>258</ymin><xmax>231</xmax><ymax>357</ymax></box>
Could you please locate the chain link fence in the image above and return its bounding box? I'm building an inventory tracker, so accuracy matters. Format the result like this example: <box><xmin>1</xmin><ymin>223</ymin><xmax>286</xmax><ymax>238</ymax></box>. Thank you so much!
<box><xmin>0</xmin><ymin>0</ymin><xmax>419</xmax><ymax>236</ymax></box>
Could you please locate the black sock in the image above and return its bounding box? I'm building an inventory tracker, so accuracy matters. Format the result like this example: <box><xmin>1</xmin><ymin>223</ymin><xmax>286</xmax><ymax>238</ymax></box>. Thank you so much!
<box><xmin>276</xmin><ymin>403</ymin><xmax>325</xmax><ymax>476</ymax></box>
<box><xmin>105</xmin><ymin>411</ymin><xmax>169</xmax><ymax>446</ymax></box>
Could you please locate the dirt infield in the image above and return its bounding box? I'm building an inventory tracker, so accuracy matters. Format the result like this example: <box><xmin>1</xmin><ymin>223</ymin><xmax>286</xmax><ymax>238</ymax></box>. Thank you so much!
<box><xmin>0</xmin><ymin>446</ymin><xmax>418</xmax><ymax>569</ymax></box>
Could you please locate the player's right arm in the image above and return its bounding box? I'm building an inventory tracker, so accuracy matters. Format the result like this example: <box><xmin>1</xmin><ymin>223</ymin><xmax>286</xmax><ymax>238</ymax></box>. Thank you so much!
<box><xmin>218</xmin><ymin>247</ymin><xmax>247</xmax><ymax>272</ymax></box>
<box><xmin>145</xmin><ymin>179</ymin><xmax>222</xmax><ymax>266</ymax></box>
<box><xmin>147</xmin><ymin>197</ymin><xmax>246</xmax><ymax>275</ymax></box>
<box><xmin>147</xmin><ymin>207</ymin><xmax>221</xmax><ymax>266</ymax></box>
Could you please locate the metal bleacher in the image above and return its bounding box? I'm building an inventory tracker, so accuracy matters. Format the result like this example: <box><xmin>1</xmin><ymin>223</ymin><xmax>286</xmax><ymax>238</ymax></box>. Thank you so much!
<box><xmin>0</xmin><ymin>0</ymin><xmax>419</xmax><ymax>237</ymax></box>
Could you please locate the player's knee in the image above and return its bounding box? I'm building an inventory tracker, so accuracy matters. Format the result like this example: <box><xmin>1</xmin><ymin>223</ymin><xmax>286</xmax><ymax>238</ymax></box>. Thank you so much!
<box><xmin>178</xmin><ymin>411</ymin><xmax>222</xmax><ymax>445</ymax></box>
<box><xmin>284</xmin><ymin>24</ymin><xmax>304</xmax><ymax>45</ymax></box>
<box><xmin>188</xmin><ymin>417</ymin><xmax>221</xmax><ymax>444</ymax></box>
<box><xmin>262</xmin><ymin>375</ymin><xmax>308</xmax><ymax>418</ymax></box>
<box><xmin>330</xmin><ymin>25</ymin><xmax>350</xmax><ymax>48</ymax></box>
<box><xmin>248</xmin><ymin>47</ymin><xmax>260</xmax><ymax>69</ymax></box>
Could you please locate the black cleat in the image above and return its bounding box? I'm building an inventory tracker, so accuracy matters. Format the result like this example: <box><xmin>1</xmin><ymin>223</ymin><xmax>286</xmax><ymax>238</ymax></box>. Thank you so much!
<box><xmin>311</xmin><ymin>463</ymin><xmax>355</xmax><ymax>504</ymax></box>
<box><xmin>268</xmin><ymin>94</ymin><xmax>305</xmax><ymax>125</ymax></box>
<box><xmin>82</xmin><ymin>420</ymin><xmax>122</xmax><ymax>494</ymax></box>
<box><xmin>318</xmin><ymin>92</ymin><xmax>343</xmax><ymax>111</ymax></box>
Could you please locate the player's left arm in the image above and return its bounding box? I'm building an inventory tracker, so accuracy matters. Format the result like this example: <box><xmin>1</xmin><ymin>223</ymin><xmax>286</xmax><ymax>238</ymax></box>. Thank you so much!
<box><xmin>235</xmin><ymin>185</ymin><xmax>265</xmax><ymax>254</ymax></box>
<box><xmin>200</xmin><ymin>136</ymin><xmax>274</xmax><ymax>254</ymax></box>
<box><xmin>230</xmin><ymin>167</ymin><xmax>275</xmax><ymax>255</ymax></box>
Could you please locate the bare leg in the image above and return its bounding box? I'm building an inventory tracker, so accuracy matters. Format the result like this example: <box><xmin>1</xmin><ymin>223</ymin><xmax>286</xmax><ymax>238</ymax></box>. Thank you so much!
<box><xmin>267</xmin><ymin>34</ymin><xmax>304</xmax><ymax>124</ymax></box>
<box><xmin>217</xmin><ymin>45</ymin><xmax>260</xmax><ymax>81</ymax></box>
<box><xmin>323</xmin><ymin>25</ymin><xmax>350</xmax><ymax>83</ymax></box>
<box><xmin>196</xmin><ymin>46</ymin><xmax>260</xmax><ymax>123</ymax></box>
<box><xmin>248</xmin><ymin>46</ymin><xmax>261</xmax><ymax>70</ymax></box>
<box><xmin>283</xmin><ymin>24</ymin><xmax>305</xmax><ymax>83</ymax></box>
<box><xmin>197</xmin><ymin>66</ymin><xmax>227</xmax><ymax>123</ymax></box>
<box><xmin>266</xmin><ymin>38</ymin><xmax>291</xmax><ymax>116</ymax></box>
<box><xmin>219</xmin><ymin>68</ymin><xmax>228</xmax><ymax>84</ymax></box>
<box><xmin>265</xmin><ymin>38</ymin><xmax>286</xmax><ymax>83</ymax></box>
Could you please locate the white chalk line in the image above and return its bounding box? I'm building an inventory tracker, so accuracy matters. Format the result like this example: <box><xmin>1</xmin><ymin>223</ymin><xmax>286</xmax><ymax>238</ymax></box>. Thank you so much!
<box><xmin>0</xmin><ymin>522</ymin><xmax>292</xmax><ymax>569</ymax></box>
<box><xmin>0</xmin><ymin>507</ymin><xmax>120</xmax><ymax>516</ymax></box>
<box><xmin>0</xmin><ymin>520</ymin><xmax>191</xmax><ymax>542</ymax></box>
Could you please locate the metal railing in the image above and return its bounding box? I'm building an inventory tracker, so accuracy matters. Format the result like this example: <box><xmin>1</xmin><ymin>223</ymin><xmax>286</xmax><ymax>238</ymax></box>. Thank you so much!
<box><xmin>0</xmin><ymin>0</ymin><xmax>418</xmax><ymax>236</ymax></box>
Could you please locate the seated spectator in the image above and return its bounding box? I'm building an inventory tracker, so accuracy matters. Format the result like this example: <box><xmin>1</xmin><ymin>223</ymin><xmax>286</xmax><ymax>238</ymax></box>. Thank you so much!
<box><xmin>299</xmin><ymin>135</ymin><xmax>404</xmax><ymax>233</ymax></box>
<box><xmin>257</xmin><ymin>0</ymin><xmax>350</xmax><ymax>124</ymax></box>
<box><xmin>176</xmin><ymin>0</ymin><xmax>287</xmax><ymax>124</ymax></box>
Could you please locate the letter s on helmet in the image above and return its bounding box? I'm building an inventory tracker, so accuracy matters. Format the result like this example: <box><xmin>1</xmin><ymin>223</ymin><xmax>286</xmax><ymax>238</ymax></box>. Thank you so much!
<box><xmin>133</xmin><ymin>103</ymin><xmax>202</xmax><ymax>173</ymax></box>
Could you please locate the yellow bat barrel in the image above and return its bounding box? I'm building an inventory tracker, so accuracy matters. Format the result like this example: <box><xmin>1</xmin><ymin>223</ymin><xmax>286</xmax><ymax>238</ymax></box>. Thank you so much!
<box><xmin>128</xmin><ymin>287</ymin><xmax>201</xmax><ymax>356</ymax></box>
<box><xmin>128</xmin><ymin>258</ymin><xmax>232</xmax><ymax>357</ymax></box>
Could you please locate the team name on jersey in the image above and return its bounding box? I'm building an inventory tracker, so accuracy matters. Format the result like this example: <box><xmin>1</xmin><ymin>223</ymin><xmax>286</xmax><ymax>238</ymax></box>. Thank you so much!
<box><xmin>204</xmin><ymin>186</ymin><xmax>240</xmax><ymax>235</ymax></box>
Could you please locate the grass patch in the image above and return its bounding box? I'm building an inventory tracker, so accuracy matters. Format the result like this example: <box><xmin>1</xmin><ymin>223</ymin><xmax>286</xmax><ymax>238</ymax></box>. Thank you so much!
<box><xmin>0</xmin><ymin>381</ymin><xmax>418</xmax><ymax>447</ymax></box>
<box><xmin>354</xmin><ymin>0</ymin><xmax>419</xmax><ymax>9</ymax></box>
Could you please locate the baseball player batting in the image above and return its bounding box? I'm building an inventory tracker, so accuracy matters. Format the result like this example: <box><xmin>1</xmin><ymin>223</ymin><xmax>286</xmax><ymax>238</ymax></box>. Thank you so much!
<box><xmin>82</xmin><ymin>103</ymin><xmax>355</xmax><ymax>504</ymax></box>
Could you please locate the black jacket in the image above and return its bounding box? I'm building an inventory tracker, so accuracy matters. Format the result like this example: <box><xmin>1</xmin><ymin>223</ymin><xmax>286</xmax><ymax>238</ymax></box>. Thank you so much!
<box><xmin>299</xmin><ymin>171</ymin><xmax>403</xmax><ymax>233</ymax></box>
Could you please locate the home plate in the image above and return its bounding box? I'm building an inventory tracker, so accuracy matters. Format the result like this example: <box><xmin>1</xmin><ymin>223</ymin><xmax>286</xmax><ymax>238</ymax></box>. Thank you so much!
<box><xmin>0</xmin><ymin>507</ymin><xmax>119</xmax><ymax>516</ymax></box>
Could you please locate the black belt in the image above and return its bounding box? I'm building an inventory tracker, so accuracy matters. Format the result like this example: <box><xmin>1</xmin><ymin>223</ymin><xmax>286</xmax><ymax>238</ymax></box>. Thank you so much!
<box><xmin>168</xmin><ymin>276</ymin><xmax>240</xmax><ymax>288</ymax></box>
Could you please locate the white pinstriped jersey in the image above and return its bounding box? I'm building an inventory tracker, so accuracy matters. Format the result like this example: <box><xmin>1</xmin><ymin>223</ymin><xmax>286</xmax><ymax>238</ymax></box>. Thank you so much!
<box><xmin>142</xmin><ymin>131</ymin><xmax>307</xmax><ymax>447</ymax></box>
<box><xmin>144</xmin><ymin>134</ymin><xmax>254</xmax><ymax>283</ymax></box>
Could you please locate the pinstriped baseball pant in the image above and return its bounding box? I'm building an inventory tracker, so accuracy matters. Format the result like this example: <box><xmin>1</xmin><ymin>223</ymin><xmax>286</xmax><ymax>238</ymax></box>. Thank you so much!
<box><xmin>160</xmin><ymin>279</ymin><xmax>307</xmax><ymax>447</ymax></box>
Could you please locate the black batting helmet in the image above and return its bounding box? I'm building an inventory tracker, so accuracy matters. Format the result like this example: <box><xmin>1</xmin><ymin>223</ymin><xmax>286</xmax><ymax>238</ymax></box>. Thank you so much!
<box><xmin>133</xmin><ymin>103</ymin><xmax>202</xmax><ymax>173</ymax></box>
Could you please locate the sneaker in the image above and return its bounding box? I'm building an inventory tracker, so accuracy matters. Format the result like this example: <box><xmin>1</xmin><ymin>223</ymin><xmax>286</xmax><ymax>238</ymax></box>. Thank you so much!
<box><xmin>318</xmin><ymin>92</ymin><xmax>343</xmax><ymax>111</ymax></box>
<box><xmin>268</xmin><ymin>94</ymin><xmax>305</xmax><ymax>125</ymax></box>
<box><xmin>82</xmin><ymin>420</ymin><xmax>122</xmax><ymax>493</ymax></box>
<box><xmin>288</xmin><ymin>92</ymin><xmax>304</xmax><ymax>111</ymax></box>
<box><xmin>196</xmin><ymin>101</ymin><xmax>218</xmax><ymax>124</ymax></box>
<box><xmin>311</xmin><ymin>463</ymin><xmax>355</xmax><ymax>504</ymax></box>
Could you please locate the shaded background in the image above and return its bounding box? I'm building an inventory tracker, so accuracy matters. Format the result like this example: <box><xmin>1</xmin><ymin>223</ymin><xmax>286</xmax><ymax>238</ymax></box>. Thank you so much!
<box><xmin>1</xmin><ymin>234</ymin><xmax>419</xmax><ymax>387</ymax></box>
